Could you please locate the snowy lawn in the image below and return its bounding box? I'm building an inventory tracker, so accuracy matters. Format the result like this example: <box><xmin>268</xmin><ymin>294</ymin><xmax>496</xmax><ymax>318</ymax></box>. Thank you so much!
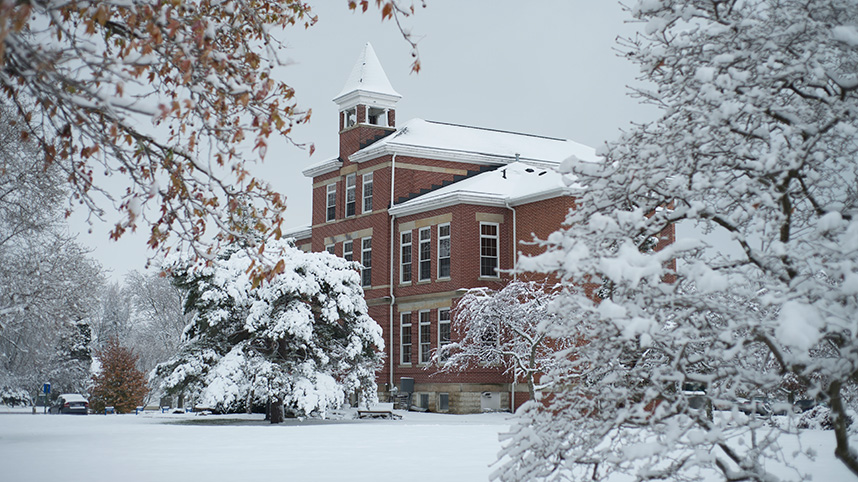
<box><xmin>0</xmin><ymin>409</ymin><xmax>509</xmax><ymax>481</ymax></box>
<box><xmin>0</xmin><ymin>409</ymin><xmax>854</xmax><ymax>481</ymax></box>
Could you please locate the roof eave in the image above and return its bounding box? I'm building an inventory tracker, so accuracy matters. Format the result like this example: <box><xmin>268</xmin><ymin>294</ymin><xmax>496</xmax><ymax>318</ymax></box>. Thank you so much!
<box><xmin>332</xmin><ymin>89</ymin><xmax>402</xmax><ymax>108</ymax></box>
<box><xmin>389</xmin><ymin>192</ymin><xmax>507</xmax><ymax>217</ymax></box>
<box><xmin>302</xmin><ymin>158</ymin><xmax>343</xmax><ymax>178</ymax></box>
<box><xmin>508</xmin><ymin>187</ymin><xmax>569</xmax><ymax>207</ymax></box>
<box><xmin>283</xmin><ymin>226</ymin><xmax>313</xmax><ymax>240</ymax></box>
<box><xmin>350</xmin><ymin>143</ymin><xmax>519</xmax><ymax>166</ymax></box>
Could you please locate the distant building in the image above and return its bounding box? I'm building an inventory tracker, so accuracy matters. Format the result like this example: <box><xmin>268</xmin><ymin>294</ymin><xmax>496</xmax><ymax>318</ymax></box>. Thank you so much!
<box><xmin>287</xmin><ymin>43</ymin><xmax>671</xmax><ymax>413</ymax></box>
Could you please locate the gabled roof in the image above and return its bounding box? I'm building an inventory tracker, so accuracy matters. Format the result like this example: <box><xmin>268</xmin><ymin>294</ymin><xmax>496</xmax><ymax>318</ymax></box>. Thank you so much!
<box><xmin>333</xmin><ymin>43</ymin><xmax>401</xmax><ymax>104</ymax></box>
<box><xmin>349</xmin><ymin>119</ymin><xmax>598</xmax><ymax>167</ymax></box>
<box><xmin>388</xmin><ymin>161</ymin><xmax>582</xmax><ymax>217</ymax></box>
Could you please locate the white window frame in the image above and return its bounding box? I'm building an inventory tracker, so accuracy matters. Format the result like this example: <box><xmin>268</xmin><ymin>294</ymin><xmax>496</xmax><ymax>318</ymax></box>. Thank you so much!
<box><xmin>438</xmin><ymin>307</ymin><xmax>451</xmax><ymax>361</ymax></box>
<box><xmin>400</xmin><ymin>312</ymin><xmax>412</xmax><ymax>365</ymax></box>
<box><xmin>361</xmin><ymin>237</ymin><xmax>372</xmax><ymax>287</ymax></box>
<box><xmin>326</xmin><ymin>183</ymin><xmax>336</xmax><ymax>222</ymax></box>
<box><xmin>480</xmin><ymin>222</ymin><xmax>499</xmax><ymax>278</ymax></box>
<box><xmin>343</xmin><ymin>240</ymin><xmax>353</xmax><ymax>262</ymax></box>
<box><xmin>345</xmin><ymin>174</ymin><xmax>356</xmax><ymax>217</ymax></box>
<box><xmin>418</xmin><ymin>227</ymin><xmax>431</xmax><ymax>282</ymax></box>
<box><xmin>362</xmin><ymin>172</ymin><xmax>373</xmax><ymax>213</ymax></box>
<box><xmin>419</xmin><ymin>310</ymin><xmax>431</xmax><ymax>364</ymax></box>
<box><xmin>400</xmin><ymin>231</ymin><xmax>412</xmax><ymax>284</ymax></box>
<box><xmin>325</xmin><ymin>244</ymin><xmax>335</xmax><ymax>255</ymax></box>
<box><xmin>437</xmin><ymin>223</ymin><xmax>451</xmax><ymax>279</ymax></box>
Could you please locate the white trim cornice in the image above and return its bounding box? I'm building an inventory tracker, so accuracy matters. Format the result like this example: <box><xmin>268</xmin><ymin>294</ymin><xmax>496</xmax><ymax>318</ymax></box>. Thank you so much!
<box><xmin>389</xmin><ymin>191</ymin><xmax>508</xmax><ymax>217</ymax></box>
<box><xmin>508</xmin><ymin>187</ymin><xmax>568</xmax><ymax>206</ymax></box>
<box><xmin>302</xmin><ymin>158</ymin><xmax>343</xmax><ymax>178</ymax></box>
<box><xmin>350</xmin><ymin>143</ymin><xmax>519</xmax><ymax>166</ymax></box>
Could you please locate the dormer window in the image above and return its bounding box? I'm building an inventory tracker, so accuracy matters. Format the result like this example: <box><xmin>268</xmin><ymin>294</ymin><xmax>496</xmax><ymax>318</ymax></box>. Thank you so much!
<box><xmin>367</xmin><ymin>107</ymin><xmax>387</xmax><ymax>127</ymax></box>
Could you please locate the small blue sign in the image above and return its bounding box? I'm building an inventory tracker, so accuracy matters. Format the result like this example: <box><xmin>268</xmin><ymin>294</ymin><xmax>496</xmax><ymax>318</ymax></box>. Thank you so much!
<box><xmin>43</xmin><ymin>383</ymin><xmax>50</xmax><ymax>394</ymax></box>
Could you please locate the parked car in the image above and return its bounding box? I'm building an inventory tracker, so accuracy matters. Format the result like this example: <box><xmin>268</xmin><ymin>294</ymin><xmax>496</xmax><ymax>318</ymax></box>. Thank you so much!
<box><xmin>794</xmin><ymin>399</ymin><xmax>822</xmax><ymax>413</ymax></box>
<box><xmin>738</xmin><ymin>396</ymin><xmax>772</xmax><ymax>416</ymax></box>
<box><xmin>49</xmin><ymin>394</ymin><xmax>89</xmax><ymax>415</ymax></box>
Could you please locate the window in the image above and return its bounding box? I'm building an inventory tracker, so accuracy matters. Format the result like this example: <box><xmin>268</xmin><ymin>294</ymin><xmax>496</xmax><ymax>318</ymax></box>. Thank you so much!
<box><xmin>439</xmin><ymin>393</ymin><xmax>449</xmax><ymax>411</ymax></box>
<box><xmin>400</xmin><ymin>231</ymin><xmax>412</xmax><ymax>283</ymax></box>
<box><xmin>438</xmin><ymin>308</ymin><xmax>451</xmax><ymax>361</ymax></box>
<box><xmin>419</xmin><ymin>310</ymin><xmax>431</xmax><ymax>364</ymax></box>
<box><xmin>362</xmin><ymin>172</ymin><xmax>373</xmax><ymax>213</ymax></box>
<box><xmin>419</xmin><ymin>227</ymin><xmax>431</xmax><ymax>281</ymax></box>
<box><xmin>438</xmin><ymin>223</ymin><xmax>451</xmax><ymax>278</ymax></box>
<box><xmin>345</xmin><ymin>174</ymin><xmax>356</xmax><ymax>217</ymax></box>
<box><xmin>400</xmin><ymin>313</ymin><xmax>412</xmax><ymax>365</ymax></box>
<box><xmin>361</xmin><ymin>237</ymin><xmax>372</xmax><ymax>287</ymax></box>
<box><xmin>480</xmin><ymin>222</ymin><xmax>499</xmax><ymax>277</ymax></box>
<box><xmin>343</xmin><ymin>240</ymin><xmax>353</xmax><ymax>262</ymax></box>
<box><xmin>326</xmin><ymin>183</ymin><xmax>336</xmax><ymax>222</ymax></box>
<box><xmin>325</xmin><ymin>244</ymin><xmax>335</xmax><ymax>255</ymax></box>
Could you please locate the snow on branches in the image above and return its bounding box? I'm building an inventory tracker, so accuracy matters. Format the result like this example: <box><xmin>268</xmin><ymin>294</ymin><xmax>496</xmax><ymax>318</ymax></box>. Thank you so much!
<box><xmin>152</xmin><ymin>239</ymin><xmax>384</xmax><ymax>420</ymax></box>
<box><xmin>499</xmin><ymin>1</ymin><xmax>858</xmax><ymax>480</ymax></box>
<box><xmin>434</xmin><ymin>281</ymin><xmax>575</xmax><ymax>402</ymax></box>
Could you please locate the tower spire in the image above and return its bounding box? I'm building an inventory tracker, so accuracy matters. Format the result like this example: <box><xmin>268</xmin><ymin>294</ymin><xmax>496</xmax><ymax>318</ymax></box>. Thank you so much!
<box><xmin>334</xmin><ymin>43</ymin><xmax>401</xmax><ymax>136</ymax></box>
<box><xmin>334</xmin><ymin>42</ymin><xmax>401</xmax><ymax>102</ymax></box>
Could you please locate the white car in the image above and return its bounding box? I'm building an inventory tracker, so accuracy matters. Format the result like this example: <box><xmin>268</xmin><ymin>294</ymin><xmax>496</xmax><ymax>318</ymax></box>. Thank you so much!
<box><xmin>49</xmin><ymin>394</ymin><xmax>89</xmax><ymax>415</ymax></box>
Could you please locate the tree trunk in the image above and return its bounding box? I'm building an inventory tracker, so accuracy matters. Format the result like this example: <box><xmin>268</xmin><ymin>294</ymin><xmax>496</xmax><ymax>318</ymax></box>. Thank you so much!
<box><xmin>269</xmin><ymin>395</ymin><xmax>283</xmax><ymax>424</ymax></box>
<box><xmin>527</xmin><ymin>343</ymin><xmax>539</xmax><ymax>401</ymax></box>
<box><xmin>829</xmin><ymin>380</ymin><xmax>858</xmax><ymax>477</ymax></box>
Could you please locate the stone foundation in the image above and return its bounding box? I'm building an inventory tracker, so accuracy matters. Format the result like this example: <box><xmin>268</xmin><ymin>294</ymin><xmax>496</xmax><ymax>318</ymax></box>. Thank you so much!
<box><xmin>380</xmin><ymin>382</ymin><xmax>513</xmax><ymax>414</ymax></box>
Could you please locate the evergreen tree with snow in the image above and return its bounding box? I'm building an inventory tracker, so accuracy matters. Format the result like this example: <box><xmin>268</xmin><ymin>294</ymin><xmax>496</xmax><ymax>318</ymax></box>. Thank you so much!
<box><xmin>153</xmin><ymin>239</ymin><xmax>384</xmax><ymax>423</ymax></box>
<box><xmin>498</xmin><ymin>1</ymin><xmax>858</xmax><ymax>480</ymax></box>
<box><xmin>89</xmin><ymin>338</ymin><xmax>148</xmax><ymax>414</ymax></box>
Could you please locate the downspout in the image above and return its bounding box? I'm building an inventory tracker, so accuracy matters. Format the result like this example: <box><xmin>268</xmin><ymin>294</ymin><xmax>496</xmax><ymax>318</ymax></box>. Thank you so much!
<box><xmin>506</xmin><ymin>153</ymin><xmax>519</xmax><ymax>412</ymax></box>
<box><xmin>505</xmin><ymin>200</ymin><xmax>517</xmax><ymax>279</ymax></box>
<box><xmin>505</xmin><ymin>198</ymin><xmax>517</xmax><ymax>412</ymax></box>
<box><xmin>389</xmin><ymin>154</ymin><xmax>397</xmax><ymax>392</ymax></box>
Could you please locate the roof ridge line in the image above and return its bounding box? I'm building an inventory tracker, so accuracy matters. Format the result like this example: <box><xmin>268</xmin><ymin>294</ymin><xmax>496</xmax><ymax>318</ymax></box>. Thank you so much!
<box><xmin>423</xmin><ymin>120</ymin><xmax>567</xmax><ymax>142</ymax></box>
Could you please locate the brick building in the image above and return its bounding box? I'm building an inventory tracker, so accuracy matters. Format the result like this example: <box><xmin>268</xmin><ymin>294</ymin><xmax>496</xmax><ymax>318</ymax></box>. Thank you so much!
<box><xmin>286</xmin><ymin>43</ymin><xmax>606</xmax><ymax>413</ymax></box>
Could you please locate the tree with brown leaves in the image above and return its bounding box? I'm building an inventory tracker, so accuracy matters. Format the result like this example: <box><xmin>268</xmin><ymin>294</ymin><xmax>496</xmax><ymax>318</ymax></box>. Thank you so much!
<box><xmin>90</xmin><ymin>338</ymin><xmax>148</xmax><ymax>413</ymax></box>
<box><xmin>0</xmin><ymin>1</ymin><xmax>420</xmax><ymax>284</ymax></box>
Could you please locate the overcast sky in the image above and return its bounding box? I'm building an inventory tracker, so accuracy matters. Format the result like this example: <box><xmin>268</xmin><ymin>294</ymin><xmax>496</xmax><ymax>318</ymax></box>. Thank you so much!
<box><xmin>71</xmin><ymin>1</ymin><xmax>660</xmax><ymax>282</ymax></box>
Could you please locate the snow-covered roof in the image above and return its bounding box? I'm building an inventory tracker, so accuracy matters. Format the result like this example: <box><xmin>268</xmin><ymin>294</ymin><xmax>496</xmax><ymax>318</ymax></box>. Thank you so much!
<box><xmin>388</xmin><ymin>161</ymin><xmax>575</xmax><ymax>217</ymax></box>
<box><xmin>333</xmin><ymin>43</ymin><xmax>401</xmax><ymax>107</ymax></box>
<box><xmin>349</xmin><ymin>119</ymin><xmax>598</xmax><ymax>167</ymax></box>
<box><xmin>301</xmin><ymin>156</ymin><xmax>342</xmax><ymax>178</ymax></box>
<box><xmin>283</xmin><ymin>225</ymin><xmax>312</xmax><ymax>240</ymax></box>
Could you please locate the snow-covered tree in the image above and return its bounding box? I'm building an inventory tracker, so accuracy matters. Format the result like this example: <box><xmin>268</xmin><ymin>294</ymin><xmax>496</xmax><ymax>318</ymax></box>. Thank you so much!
<box><xmin>124</xmin><ymin>270</ymin><xmax>190</xmax><ymax>373</ymax></box>
<box><xmin>498</xmin><ymin>1</ymin><xmax>858</xmax><ymax>480</ymax></box>
<box><xmin>89</xmin><ymin>338</ymin><xmax>148</xmax><ymax>413</ymax></box>
<box><xmin>0</xmin><ymin>1</ymin><xmax>420</xmax><ymax>282</ymax></box>
<box><xmin>91</xmin><ymin>282</ymin><xmax>132</xmax><ymax>349</ymax></box>
<box><xmin>0</xmin><ymin>104</ymin><xmax>103</xmax><ymax>398</ymax></box>
<box><xmin>152</xmin><ymin>239</ymin><xmax>384</xmax><ymax>423</ymax></box>
<box><xmin>434</xmin><ymin>281</ymin><xmax>573</xmax><ymax>402</ymax></box>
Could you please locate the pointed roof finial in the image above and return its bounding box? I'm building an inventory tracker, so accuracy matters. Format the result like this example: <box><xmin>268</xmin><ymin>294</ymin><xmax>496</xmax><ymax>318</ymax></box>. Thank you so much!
<box><xmin>333</xmin><ymin>43</ymin><xmax>401</xmax><ymax>107</ymax></box>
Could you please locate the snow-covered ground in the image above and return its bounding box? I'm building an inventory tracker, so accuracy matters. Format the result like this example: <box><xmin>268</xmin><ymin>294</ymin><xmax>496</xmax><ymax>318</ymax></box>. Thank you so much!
<box><xmin>0</xmin><ymin>409</ymin><xmax>507</xmax><ymax>481</ymax></box>
<box><xmin>0</xmin><ymin>408</ymin><xmax>854</xmax><ymax>481</ymax></box>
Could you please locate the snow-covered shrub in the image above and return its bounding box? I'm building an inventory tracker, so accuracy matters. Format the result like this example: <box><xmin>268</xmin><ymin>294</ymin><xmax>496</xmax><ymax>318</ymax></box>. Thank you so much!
<box><xmin>798</xmin><ymin>406</ymin><xmax>853</xmax><ymax>431</ymax></box>
<box><xmin>1</xmin><ymin>387</ymin><xmax>32</xmax><ymax>407</ymax></box>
